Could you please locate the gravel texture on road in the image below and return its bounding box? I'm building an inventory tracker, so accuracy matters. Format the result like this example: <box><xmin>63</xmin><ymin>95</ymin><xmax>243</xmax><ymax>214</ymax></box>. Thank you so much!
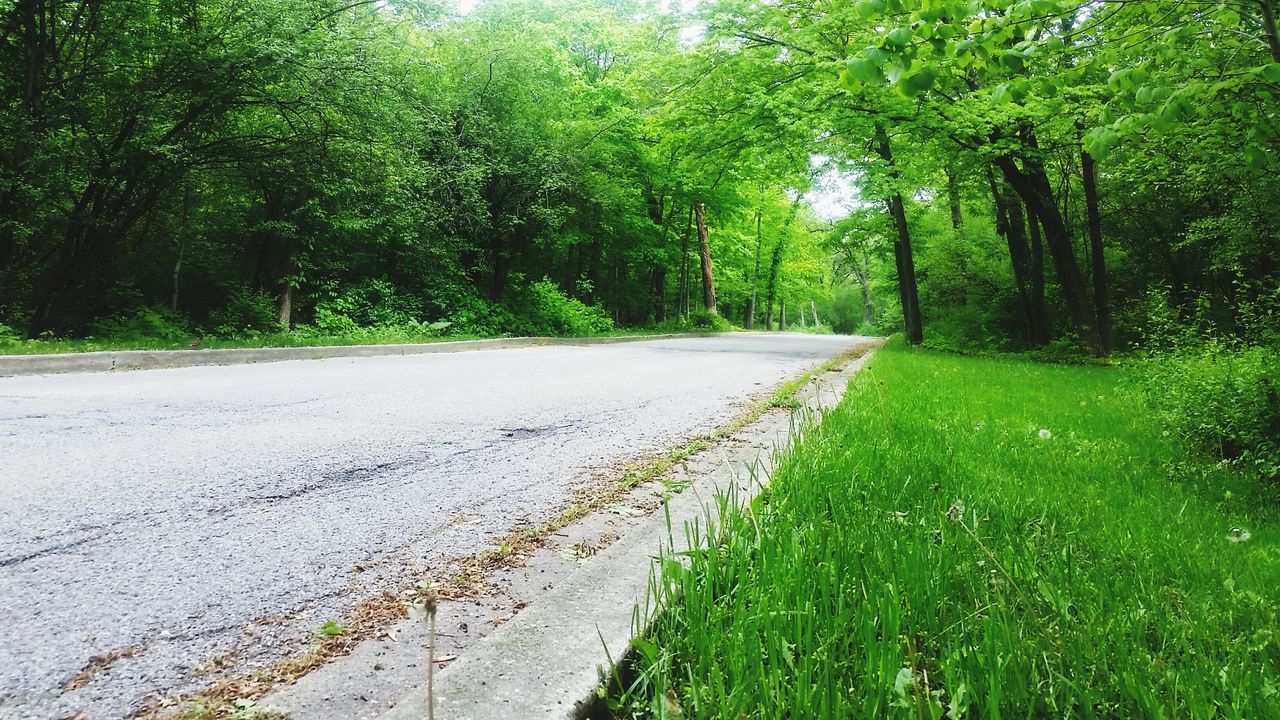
<box><xmin>0</xmin><ymin>333</ymin><xmax>864</xmax><ymax>719</ymax></box>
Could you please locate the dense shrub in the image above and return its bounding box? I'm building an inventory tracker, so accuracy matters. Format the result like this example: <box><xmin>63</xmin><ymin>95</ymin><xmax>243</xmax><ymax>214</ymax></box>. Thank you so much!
<box><xmin>519</xmin><ymin>278</ymin><xmax>614</xmax><ymax>337</ymax></box>
<box><xmin>208</xmin><ymin>288</ymin><xmax>278</xmax><ymax>336</ymax></box>
<box><xmin>313</xmin><ymin>279</ymin><xmax>423</xmax><ymax>328</ymax></box>
<box><xmin>1143</xmin><ymin>342</ymin><xmax>1280</xmax><ymax>481</ymax></box>
<box><xmin>1138</xmin><ymin>286</ymin><xmax>1280</xmax><ymax>483</ymax></box>
<box><xmin>91</xmin><ymin>306</ymin><xmax>191</xmax><ymax>343</ymax></box>
<box><xmin>446</xmin><ymin>295</ymin><xmax>520</xmax><ymax>337</ymax></box>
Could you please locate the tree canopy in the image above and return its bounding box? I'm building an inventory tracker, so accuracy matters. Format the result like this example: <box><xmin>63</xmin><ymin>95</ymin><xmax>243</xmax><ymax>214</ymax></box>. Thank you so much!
<box><xmin>0</xmin><ymin>0</ymin><xmax>1275</xmax><ymax>353</ymax></box>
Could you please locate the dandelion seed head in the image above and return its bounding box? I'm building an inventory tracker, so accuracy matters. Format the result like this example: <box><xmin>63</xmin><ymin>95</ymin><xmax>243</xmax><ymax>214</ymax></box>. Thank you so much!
<box><xmin>1228</xmin><ymin>527</ymin><xmax>1252</xmax><ymax>543</ymax></box>
<box><xmin>1038</xmin><ymin>428</ymin><xmax>1053</xmax><ymax>440</ymax></box>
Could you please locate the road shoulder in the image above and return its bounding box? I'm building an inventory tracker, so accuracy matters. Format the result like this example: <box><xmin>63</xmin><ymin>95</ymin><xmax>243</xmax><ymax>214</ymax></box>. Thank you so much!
<box><xmin>258</xmin><ymin>340</ymin><xmax>880</xmax><ymax>720</ymax></box>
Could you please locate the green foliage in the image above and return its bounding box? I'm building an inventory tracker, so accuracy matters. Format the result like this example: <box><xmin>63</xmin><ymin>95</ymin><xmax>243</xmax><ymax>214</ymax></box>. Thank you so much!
<box><xmin>208</xmin><ymin>290</ymin><xmax>278</xmax><ymax>337</ymax></box>
<box><xmin>0</xmin><ymin>323</ymin><xmax>21</xmax><ymax>348</ymax></box>
<box><xmin>313</xmin><ymin>280</ymin><xmax>423</xmax><ymax>329</ymax></box>
<box><xmin>520</xmin><ymin>278</ymin><xmax>614</xmax><ymax>337</ymax></box>
<box><xmin>0</xmin><ymin>0</ymin><xmax>836</xmax><ymax>343</ymax></box>
<box><xmin>1138</xmin><ymin>286</ymin><xmax>1280</xmax><ymax>483</ymax></box>
<box><xmin>613</xmin><ymin>342</ymin><xmax>1280</xmax><ymax>718</ymax></box>
<box><xmin>91</xmin><ymin>307</ymin><xmax>191</xmax><ymax>344</ymax></box>
<box><xmin>1143</xmin><ymin>343</ymin><xmax>1280</xmax><ymax>482</ymax></box>
<box><xmin>686</xmin><ymin>310</ymin><xmax>737</xmax><ymax>333</ymax></box>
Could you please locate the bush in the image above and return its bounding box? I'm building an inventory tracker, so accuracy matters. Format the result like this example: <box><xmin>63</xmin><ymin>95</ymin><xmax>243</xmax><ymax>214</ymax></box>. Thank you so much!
<box><xmin>446</xmin><ymin>295</ymin><xmax>519</xmax><ymax>337</ymax></box>
<box><xmin>313</xmin><ymin>279</ymin><xmax>422</xmax><ymax>328</ymax></box>
<box><xmin>209</xmin><ymin>288</ymin><xmax>278</xmax><ymax>336</ymax></box>
<box><xmin>0</xmin><ymin>322</ymin><xmax>20</xmax><ymax>347</ymax></box>
<box><xmin>686</xmin><ymin>309</ymin><xmax>737</xmax><ymax>332</ymax></box>
<box><xmin>311</xmin><ymin>306</ymin><xmax>360</xmax><ymax>336</ymax></box>
<box><xmin>1142</xmin><ymin>342</ymin><xmax>1280</xmax><ymax>481</ymax></box>
<box><xmin>520</xmin><ymin>278</ymin><xmax>614</xmax><ymax>337</ymax></box>
<box><xmin>1138</xmin><ymin>286</ymin><xmax>1280</xmax><ymax>483</ymax></box>
<box><xmin>91</xmin><ymin>306</ymin><xmax>191</xmax><ymax>343</ymax></box>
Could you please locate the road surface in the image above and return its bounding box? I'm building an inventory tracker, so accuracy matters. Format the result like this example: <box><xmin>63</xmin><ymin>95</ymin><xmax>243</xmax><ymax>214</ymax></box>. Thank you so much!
<box><xmin>0</xmin><ymin>333</ymin><xmax>865</xmax><ymax>719</ymax></box>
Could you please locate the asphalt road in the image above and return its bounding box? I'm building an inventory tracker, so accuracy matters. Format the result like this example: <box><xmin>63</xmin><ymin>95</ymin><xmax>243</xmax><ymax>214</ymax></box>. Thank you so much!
<box><xmin>0</xmin><ymin>333</ymin><xmax>865</xmax><ymax>719</ymax></box>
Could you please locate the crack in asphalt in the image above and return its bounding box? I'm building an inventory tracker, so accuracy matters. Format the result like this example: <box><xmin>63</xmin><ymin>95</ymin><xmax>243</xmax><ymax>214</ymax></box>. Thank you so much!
<box><xmin>0</xmin><ymin>531</ymin><xmax>111</xmax><ymax>568</ymax></box>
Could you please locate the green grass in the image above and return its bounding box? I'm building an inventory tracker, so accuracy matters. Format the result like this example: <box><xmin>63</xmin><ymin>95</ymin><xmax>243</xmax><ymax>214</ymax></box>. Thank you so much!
<box><xmin>613</xmin><ymin>338</ymin><xmax>1280</xmax><ymax>719</ymax></box>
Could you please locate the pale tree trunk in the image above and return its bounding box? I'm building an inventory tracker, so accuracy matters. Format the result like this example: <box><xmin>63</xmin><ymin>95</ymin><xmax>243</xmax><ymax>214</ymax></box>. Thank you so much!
<box><xmin>277</xmin><ymin>272</ymin><xmax>294</xmax><ymax>329</ymax></box>
<box><xmin>746</xmin><ymin>208</ymin><xmax>763</xmax><ymax>329</ymax></box>
<box><xmin>810</xmin><ymin>300</ymin><xmax>821</xmax><ymax>327</ymax></box>
<box><xmin>695</xmin><ymin>203</ymin><xmax>717</xmax><ymax>314</ymax></box>
<box><xmin>678</xmin><ymin>206</ymin><xmax>692</xmax><ymax>319</ymax></box>
<box><xmin>946</xmin><ymin>162</ymin><xmax>963</xmax><ymax>231</ymax></box>
<box><xmin>171</xmin><ymin>240</ymin><xmax>185</xmax><ymax>313</ymax></box>
<box><xmin>851</xmin><ymin>264</ymin><xmax>875</xmax><ymax>326</ymax></box>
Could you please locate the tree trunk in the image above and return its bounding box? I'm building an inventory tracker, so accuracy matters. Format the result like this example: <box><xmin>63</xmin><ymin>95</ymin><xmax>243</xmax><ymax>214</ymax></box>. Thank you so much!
<box><xmin>171</xmin><ymin>184</ymin><xmax>192</xmax><ymax>312</ymax></box>
<box><xmin>989</xmin><ymin>170</ymin><xmax>1036</xmax><ymax>345</ymax></box>
<box><xmin>995</xmin><ymin>139</ymin><xmax>1101</xmax><ymax>355</ymax></box>
<box><xmin>1258</xmin><ymin>0</ymin><xmax>1280</xmax><ymax>62</ymax></box>
<box><xmin>875</xmin><ymin>124</ymin><xmax>923</xmax><ymax>345</ymax></box>
<box><xmin>694</xmin><ymin>203</ymin><xmax>717</xmax><ymax>314</ymax></box>
<box><xmin>810</xmin><ymin>300</ymin><xmax>821</xmax><ymax>327</ymax></box>
<box><xmin>1081</xmin><ymin>150</ymin><xmax>1111</xmax><ymax>353</ymax></box>
<box><xmin>276</xmin><ymin>276</ymin><xmax>294</xmax><ymax>329</ymax></box>
<box><xmin>171</xmin><ymin>239</ymin><xmax>186</xmax><ymax>313</ymax></box>
<box><xmin>1025</xmin><ymin>204</ymin><xmax>1050</xmax><ymax>346</ymax></box>
<box><xmin>799</xmin><ymin>302</ymin><xmax>807</xmax><ymax>328</ymax></box>
<box><xmin>851</xmin><ymin>264</ymin><xmax>875</xmax><ymax>326</ymax></box>
<box><xmin>764</xmin><ymin>237</ymin><xmax>783</xmax><ymax>331</ymax></box>
<box><xmin>946</xmin><ymin>162</ymin><xmax>963</xmax><ymax>230</ymax></box>
<box><xmin>678</xmin><ymin>206</ymin><xmax>692</xmax><ymax>319</ymax></box>
<box><xmin>652</xmin><ymin>265</ymin><xmax>666</xmax><ymax>323</ymax></box>
<box><xmin>746</xmin><ymin>208</ymin><xmax>763</xmax><ymax>329</ymax></box>
<box><xmin>779</xmin><ymin>298</ymin><xmax>786</xmax><ymax>331</ymax></box>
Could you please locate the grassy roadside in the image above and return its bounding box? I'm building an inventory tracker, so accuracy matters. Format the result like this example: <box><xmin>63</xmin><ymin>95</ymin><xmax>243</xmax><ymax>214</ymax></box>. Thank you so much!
<box><xmin>0</xmin><ymin>327</ymin><xmax>720</xmax><ymax>356</ymax></box>
<box><xmin>613</xmin><ymin>338</ymin><xmax>1280</xmax><ymax>719</ymax></box>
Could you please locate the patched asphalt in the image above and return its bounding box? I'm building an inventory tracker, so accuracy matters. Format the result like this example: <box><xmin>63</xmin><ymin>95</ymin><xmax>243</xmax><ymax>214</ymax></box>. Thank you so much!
<box><xmin>0</xmin><ymin>333</ymin><xmax>864</xmax><ymax>719</ymax></box>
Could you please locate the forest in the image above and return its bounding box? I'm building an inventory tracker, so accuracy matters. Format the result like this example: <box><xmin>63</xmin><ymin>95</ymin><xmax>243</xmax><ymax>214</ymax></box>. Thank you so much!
<box><xmin>0</xmin><ymin>0</ymin><xmax>1276</xmax><ymax>355</ymax></box>
<box><xmin>3</xmin><ymin>1</ymin><xmax>1279</xmax><ymax>717</ymax></box>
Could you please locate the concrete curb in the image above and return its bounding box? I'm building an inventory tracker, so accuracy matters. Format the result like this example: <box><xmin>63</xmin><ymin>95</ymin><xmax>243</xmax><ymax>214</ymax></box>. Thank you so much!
<box><xmin>0</xmin><ymin>333</ymin><xmax>722</xmax><ymax>377</ymax></box>
<box><xmin>375</xmin><ymin>344</ymin><xmax>880</xmax><ymax>720</ymax></box>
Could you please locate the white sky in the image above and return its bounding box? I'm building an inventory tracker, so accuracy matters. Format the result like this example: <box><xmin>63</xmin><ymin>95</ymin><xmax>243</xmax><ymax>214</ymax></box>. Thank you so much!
<box><xmin>804</xmin><ymin>159</ymin><xmax>862</xmax><ymax>221</ymax></box>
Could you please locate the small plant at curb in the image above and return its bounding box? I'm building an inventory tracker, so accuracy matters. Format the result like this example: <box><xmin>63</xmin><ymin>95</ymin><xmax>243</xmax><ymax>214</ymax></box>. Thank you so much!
<box><xmin>315</xmin><ymin>621</ymin><xmax>345</xmax><ymax>638</ymax></box>
<box><xmin>407</xmin><ymin>584</ymin><xmax>441</xmax><ymax>720</ymax></box>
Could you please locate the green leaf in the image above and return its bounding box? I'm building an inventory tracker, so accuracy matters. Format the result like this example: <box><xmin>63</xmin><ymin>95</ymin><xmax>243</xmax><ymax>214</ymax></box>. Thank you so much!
<box><xmin>886</xmin><ymin>27</ymin><xmax>914</xmax><ymax>49</ymax></box>
<box><xmin>1001</xmin><ymin>50</ymin><xmax>1026</xmax><ymax>73</ymax></box>
<box><xmin>899</xmin><ymin>65</ymin><xmax>938</xmax><ymax>95</ymax></box>
<box><xmin>1244</xmin><ymin>145</ymin><xmax>1267</xmax><ymax>169</ymax></box>
<box><xmin>1261</xmin><ymin>63</ymin><xmax>1280</xmax><ymax>83</ymax></box>
<box><xmin>846</xmin><ymin>57</ymin><xmax>885</xmax><ymax>84</ymax></box>
<box><xmin>857</xmin><ymin>0</ymin><xmax>886</xmax><ymax>18</ymax></box>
